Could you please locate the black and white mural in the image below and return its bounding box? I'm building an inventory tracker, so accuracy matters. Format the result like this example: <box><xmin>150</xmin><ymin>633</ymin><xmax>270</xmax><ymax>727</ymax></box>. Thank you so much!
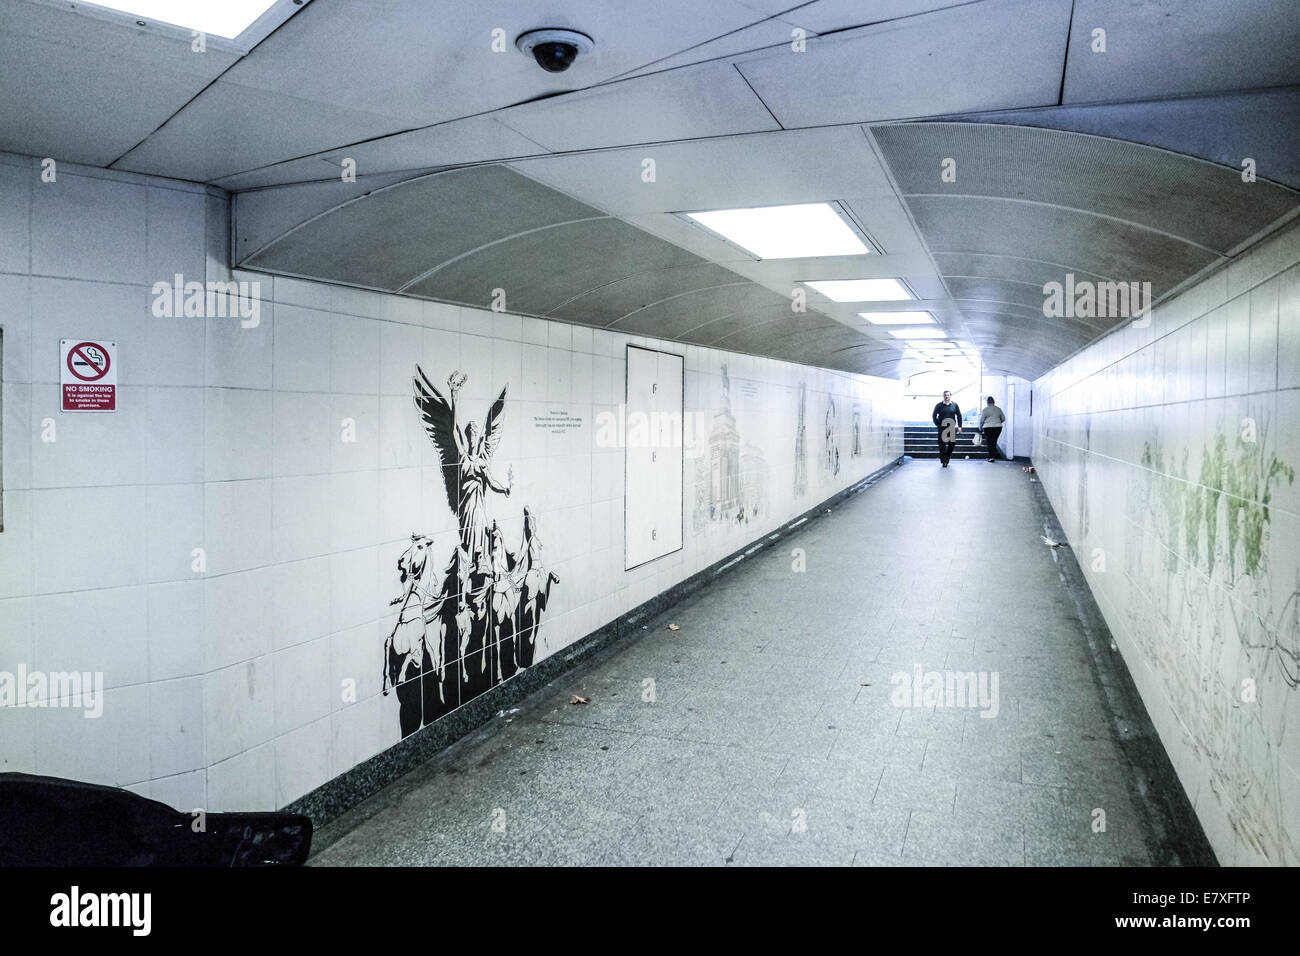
<box><xmin>822</xmin><ymin>395</ymin><xmax>841</xmax><ymax>477</ymax></box>
<box><xmin>692</xmin><ymin>362</ymin><xmax>768</xmax><ymax>530</ymax></box>
<box><xmin>383</xmin><ymin>367</ymin><xmax>560</xmax><ymax>739</ymax></box>
<box><xmin>793</xmin><ymin>380</ymin><xmax>808</xmax><ymax>497</ymax></box>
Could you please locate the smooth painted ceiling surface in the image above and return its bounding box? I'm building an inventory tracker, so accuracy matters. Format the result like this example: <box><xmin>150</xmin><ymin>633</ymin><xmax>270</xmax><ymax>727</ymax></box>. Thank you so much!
<box><xmin>4</xmin><ymin>0</ymin><xmax>1300</xmax><ymax>378</ymax></box>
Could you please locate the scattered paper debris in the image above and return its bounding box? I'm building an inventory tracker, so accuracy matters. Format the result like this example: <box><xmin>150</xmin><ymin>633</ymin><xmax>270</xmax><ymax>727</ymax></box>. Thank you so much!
<box><xmin>1042</xmin><ymin>536</ymin><xmax>1062</xmax><ymax>548</ymax></box>
<box><xmin>1022</xmin><ymin>466</ymin><xmax>1036</xmax><ymax>474</ymax></box>
<box><xmin>668</xmin><ymin>623</ymin><xmax>680</xmax><ymax>631</ymax></box>
<box><xmin>569</xmin><ymin>695</ymin><xmax>590</xmax><ymax>705</ymax></box>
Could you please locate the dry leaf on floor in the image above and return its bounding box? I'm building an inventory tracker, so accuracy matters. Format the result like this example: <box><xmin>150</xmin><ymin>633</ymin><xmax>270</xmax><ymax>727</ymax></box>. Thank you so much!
<box><xmin>668</xmin><ymin>623</ymin><xmax>680</xmax><ymax>631</ymax></box>
<box><xmin>569</xmin><ymin>695</ymin><xmax>590</xmax><ymax>705</ymax></box>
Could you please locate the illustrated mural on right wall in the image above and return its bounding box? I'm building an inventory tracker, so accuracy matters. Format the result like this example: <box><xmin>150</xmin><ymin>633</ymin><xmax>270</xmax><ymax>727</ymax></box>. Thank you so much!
<box><xmin>1033</xmin><ymin>223</ymin><xmax>1300</xmax><ymax>865</ymax></box>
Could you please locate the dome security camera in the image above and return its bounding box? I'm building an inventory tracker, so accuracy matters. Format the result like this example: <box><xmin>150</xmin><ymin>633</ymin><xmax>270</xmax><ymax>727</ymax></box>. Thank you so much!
<box><xmin>515</xmin><ymin>28</ymin><xmax>594</xmax><ymax>73</ymax></box>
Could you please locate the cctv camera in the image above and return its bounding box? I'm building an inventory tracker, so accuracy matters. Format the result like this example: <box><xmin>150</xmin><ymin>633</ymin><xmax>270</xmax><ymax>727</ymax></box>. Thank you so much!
<box><xmin>515</xmin><ymin>28</ymin><xmax>594</xmax><ymax>73</ymax></box>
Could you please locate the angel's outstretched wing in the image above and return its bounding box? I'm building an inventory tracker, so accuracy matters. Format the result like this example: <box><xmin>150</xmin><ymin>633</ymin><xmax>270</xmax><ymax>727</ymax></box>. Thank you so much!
<box><xmin>413</xmin><ymin>365</ymin><xmax>459</xmax><ymax>515</ymax></box>
<box><xmin>482</xmin><ymin>385</ymin><xmax>508</xmax><ymax>460</ymax></box>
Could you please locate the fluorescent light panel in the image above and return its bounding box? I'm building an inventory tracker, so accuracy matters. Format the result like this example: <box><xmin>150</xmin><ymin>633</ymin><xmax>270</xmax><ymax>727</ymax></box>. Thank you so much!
<box><xmin>804</xmin><ymin>278</ymin><xmax>912</xmax><ymax>302</ymax></box>
<box><xmin>889</xmin><ymin>328</ymin><xmax>946</xmax><ymax>339</ymax></box>
<box><xmin>79</xmin><ymin>0</ymin><xmax>278</xmax><ymax>38</ymax></box>
<box><xmin>858</xmin><ymin>310</ymin><xmax>935</xmax><ymax>325</ymax></box>
<box><xmin>686</xmin><ymin>204</ymin><xmax>869</xmax><ymax>259</ymax></box>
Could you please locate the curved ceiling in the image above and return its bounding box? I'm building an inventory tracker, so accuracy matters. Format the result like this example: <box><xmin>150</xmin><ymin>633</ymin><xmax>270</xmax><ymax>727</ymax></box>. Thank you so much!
<box><xmin>238</xmin><ymin>163</ymin><xmax>885</xmax><ymax>375</ymax></box>
<box><xmin>870</xmin><ymin>122</ymin><xmax>1300</xmax><ymax>377</ymax></box>
<box><xmin>7</xmin><ymin>0</ymin><xmax>1299</xmax><ymax>381</ymax></box>
<box><xmin>236</xmin><ymin>122</ymin><xmax>1300</xmax><ymax>380</ymax></box>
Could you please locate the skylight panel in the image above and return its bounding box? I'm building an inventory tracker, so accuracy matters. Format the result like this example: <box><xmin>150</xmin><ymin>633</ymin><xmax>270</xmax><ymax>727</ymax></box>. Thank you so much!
<box><xmin>78</xmin><ymin>0</ymin><xmax>279</xmax><ymax>39</ymax></box>
<box><xmin>685</xmin><ymin>204</ymin><xmax>870</xmax><ymax>259</ymax></box>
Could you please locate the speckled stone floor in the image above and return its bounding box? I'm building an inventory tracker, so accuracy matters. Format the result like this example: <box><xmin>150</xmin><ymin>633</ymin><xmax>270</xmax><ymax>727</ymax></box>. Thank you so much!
<box><xmin>309</xmin><ymin>459</ymin><xmax>1168</xmax><ymax>866</ymax></box>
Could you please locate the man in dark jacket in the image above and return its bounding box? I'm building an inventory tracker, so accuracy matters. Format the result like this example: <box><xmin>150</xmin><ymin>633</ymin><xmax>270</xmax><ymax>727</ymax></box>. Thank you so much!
<box><xmin>932</xmin><ymin>390</ymin><xmax>961</xmax><ymax>468</ymax></box>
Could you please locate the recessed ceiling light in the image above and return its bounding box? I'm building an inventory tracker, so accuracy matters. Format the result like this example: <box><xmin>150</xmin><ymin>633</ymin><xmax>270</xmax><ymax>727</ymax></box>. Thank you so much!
<box><xmin>858</xmin><ymin>310</ymin><xmax>934</xmax><ymax>325</ymax></box>
<box><xmin>804</xmin><ymin>279</ymin><xmax>912</xmax><ymax>302</ymax></box>
<box><xmin>889</xmin><ymin>328</ymin><xmax>946</xmax><ymax>339</ymax></box>
<box><xmin>77</xmin><ymin>0</ymin><xmax>280</xmax><ymax>38</ymax></box>
<box><xmin>685</xmin><ymin>204</ymin><xmax>870</xmax><ymax>259</ymax></box>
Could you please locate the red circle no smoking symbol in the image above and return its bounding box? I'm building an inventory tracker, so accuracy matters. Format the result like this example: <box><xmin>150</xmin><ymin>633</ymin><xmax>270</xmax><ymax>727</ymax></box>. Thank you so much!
<box><xmin>67</xmin><ymin>342</ymin><xmax>110</xmax><ymax>381</ymax></box>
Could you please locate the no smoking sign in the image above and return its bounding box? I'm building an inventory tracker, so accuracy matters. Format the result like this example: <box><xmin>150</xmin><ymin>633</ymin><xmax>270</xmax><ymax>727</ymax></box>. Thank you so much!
<box><xmin>60</xmin><ymin>339</ymin><xmax>117</xmax><ymax>411</ymax></box>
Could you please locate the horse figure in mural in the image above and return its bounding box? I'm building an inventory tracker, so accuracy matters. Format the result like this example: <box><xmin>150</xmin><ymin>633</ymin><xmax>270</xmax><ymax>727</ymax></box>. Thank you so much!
<box><xmin>516</xmin><ymin>508</ymin><xmax>560</xmax><ymax>668</ymax></box>
<box><xmin>382</xmin><ymin>367</ymin><xmax>561</xmax><ymax>738</ymax></box>
<box><xmin>383</xmin><ymin>534</ymin><xmax>440</xmax><ymax>738</ymax></box>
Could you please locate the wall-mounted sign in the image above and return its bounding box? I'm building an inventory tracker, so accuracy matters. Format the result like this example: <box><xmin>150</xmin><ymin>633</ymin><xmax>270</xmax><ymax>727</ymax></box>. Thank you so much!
<box><xmin>60</xmin><ymin>339</ymin><xmax>117</xmax><ymax>411</ymax></box>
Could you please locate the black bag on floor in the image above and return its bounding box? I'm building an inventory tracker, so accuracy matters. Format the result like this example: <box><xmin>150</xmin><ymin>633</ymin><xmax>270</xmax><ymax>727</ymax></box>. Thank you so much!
<box><xmin>0</xmin><ymin>772</ymin><xmax>312</xmax><ymax>866</ymax></box>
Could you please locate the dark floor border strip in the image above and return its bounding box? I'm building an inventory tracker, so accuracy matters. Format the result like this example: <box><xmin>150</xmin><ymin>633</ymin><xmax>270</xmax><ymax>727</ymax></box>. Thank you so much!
<box><xmin>1024</xmin><ymin>464</ymin><xmax>1218</xmax><ymax>867</ymax></box>
<box><xmin>284</xmin><ymin>456</ymin><xmax>905</xmax><ymax>831</ymax></box>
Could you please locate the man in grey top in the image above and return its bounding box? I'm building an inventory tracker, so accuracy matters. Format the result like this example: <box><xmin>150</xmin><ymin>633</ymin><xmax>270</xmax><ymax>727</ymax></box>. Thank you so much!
<box><xmin>978</xmin><ymin>396</ymin><xmax>1006</xmax><ymax>461</ymax></box>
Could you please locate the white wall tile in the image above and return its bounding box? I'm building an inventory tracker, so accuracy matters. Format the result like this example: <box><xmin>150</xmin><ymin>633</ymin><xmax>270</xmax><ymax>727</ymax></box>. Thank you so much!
<box><xmin>1248</xmin><ymin>278</ymin><xmax>1279</xmax><ymax>393</ymax></box>
<box><xmin>271</xmin><ymin>556</ymin><xmax>331</xmax><ymax>652</ymax></box>
<box><xmin>31</xmin><ymin>173</ymin><xmax>146</xmax><ymax>284</ymax></box>
<box><xmin>205</xmin><ymin>387</ymin><xmax>272</xmax><ymax>481</ymax></box>
<box><xmin>202</xmin><ymin>570</ymin><xmax>273</xmax><ymax>671</ymax></box>
<box><xmin>204</xmin><ymin>478</ymin><xmax>272</xmax><ymax>576</ymax></box>
<box><xmin>330</xmin><ymin>394</ymin><xmax>378</xmax><ymax>472</ymax></box>
<box><xmin>146</xmin><ymin>580</ymin><xmax>204</xmax><ymax>681</ymax></box>
<box><xmin>273</xmin><ymin>303</ymin><xmax>332</xmax><ymax>392</ymax></box>
<box><xmin>146</xmin><ymin>186</ymin><xmax>207</xmax><ymax>284</ymax></box>
<box><xmin>203</xmin><ymin>658</ymin><xmax>274</xmax><ymax>766</ymax></box>
<box><xmin>145</xmin><ymin>481</ymin><xmax>204</xmax><ymax>583</ymax></box>
<box><xmin>274</xmin><ymin>714</ymin><xmax>332</xmax><ymax>807</ymax></box>
<box><xmin>206</xmin><ymin>304</ymin><xmax>272</xmax><ymax>389</ymax></box>
<box><xmin>331</xmin><ymin>313</ymin><xmax>380</xmax><ymax>394</ymax></box>
<box><xmin>31</xmin><ymin>484</ymin><xmax>146</xmax><ymax>593</ymax></box>
<box><xmin>0</xmin><ymin>160</ymin><xmax>30</xmax><ymax>274</ymax></box>
<box><xmin>0</xmin><ymin>273</ymin><xmax>33</xmax><ymax>385</ymax></box>
<box><xmin>149</xmin><ymin>675</ymin><xmax>206</xmax><ymax>778</ymax></box>
<box><xmin>206</xmin><ymin>741</ymin><xmax>275</xmax><ymax>811</ymax></box>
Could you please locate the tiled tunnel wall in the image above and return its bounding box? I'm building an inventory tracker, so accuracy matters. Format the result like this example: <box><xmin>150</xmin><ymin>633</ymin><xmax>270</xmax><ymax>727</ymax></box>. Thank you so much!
<box><xmin>1032</xmin><ymin>221</ymin><xmax>1300</xmax><ymax>866</ymax></box>
<box><xmin>0</xmin><ymin>154</ymin><xmax>902</xmax><ymax>812</ymax></box>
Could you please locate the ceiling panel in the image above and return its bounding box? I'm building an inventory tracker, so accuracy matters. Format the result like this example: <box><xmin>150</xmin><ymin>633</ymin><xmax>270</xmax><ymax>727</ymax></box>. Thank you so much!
<box><xmin>613</xmin><ymin>17</ymin><xmax>810</xmax><ymax>80</ymax></box>
<box><xmin>113</xmin><ymin>80</ymin><xmax>406</xmax><ymax>181</ymax></box>
<box><xmin>404</xmin><ymin>217</ymin><xmax>702</xmax><ymax>314</ymax></box>
<box><xmin>240</xmin><ymin>165</ymin><xmax>602</xmax><ymax>288</ymax></box>
<box><xmin>947</xmin><ymin>277</ymin><xmax>1053</xmax><ymax>313</ymax></box>
<box><xmin>1063</xmin><ymin>0</ymin><xmax>1300</xmax><ymax>104</ymax></box>
<box><xmin>495</xmin><ymin>61</ymin><xmax>781</xmax><ymax>153</ymax></box>
<box><xmin>213</xmin><ymin>115</ymin><xmax>546</xmax><ymax>191</ymax></box>
<box><xmin>909</xmin><ymin>195</ymin><xmax>1221</xmax><ymax>295</ymax></box>
<box><xmin>213</xmin><ymin>0</ymin><xmax>776</xmax><ymax>123</ymax></box>
<box><xmin>874</xmin><ymin>122</ymin><xmax>1299</xmax><ymax>254</ymax></box>
<box><xmin>935</xmin><ymin>88</ymin><xmax>1300</xmax><ymax>192</ymax></box>
<box><xmin>0</xmin><ymin>4</ymin><xmax>240</xmax><ymax>165</ymax></box>
<box><xmin>733</xmin><ymin>0</ymin><xmax>1072</xmax><ymax>128</ymax></box>
<box><xmin>550</xmin><ymin>263</ymin><xmax>741</xmax><ymax>326</ymax></box>
<box><xmin>934</xmin><ymin>252</ymin><xmax>1114</xmax><ymax>286</ymax></box>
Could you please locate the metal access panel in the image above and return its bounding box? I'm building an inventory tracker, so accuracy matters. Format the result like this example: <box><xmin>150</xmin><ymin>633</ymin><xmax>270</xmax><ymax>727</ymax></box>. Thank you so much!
<box><xmin>624</xmin><ymin>345</ymin><xmax>685</xmax><ymax>570</ymax></box>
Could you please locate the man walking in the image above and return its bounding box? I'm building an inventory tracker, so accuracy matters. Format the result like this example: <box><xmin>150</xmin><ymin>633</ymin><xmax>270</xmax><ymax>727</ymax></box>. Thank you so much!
<box><xmin>932</xmin><ymin>390</ymin><xmax>961</xmax><ymax>468</ymax></box>
<box><xmin>978</xmin><ymin>396</ymin><xmax>1006</xmax><ymax>462</ymax></box>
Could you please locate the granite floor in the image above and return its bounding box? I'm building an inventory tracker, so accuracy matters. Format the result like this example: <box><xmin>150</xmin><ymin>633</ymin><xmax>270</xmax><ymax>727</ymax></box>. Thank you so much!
<box><xmin>309</xmin><ymin>458</ymin><xmax>1164</xmax><ymax>866</ymax></box>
